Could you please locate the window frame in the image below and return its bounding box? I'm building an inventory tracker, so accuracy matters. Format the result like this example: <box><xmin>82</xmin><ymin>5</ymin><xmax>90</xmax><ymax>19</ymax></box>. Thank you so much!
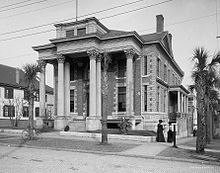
<box><xmin>4</xmin><ymin>87</ymin><xmax>13</xmax><ymax>99</ymax></box>
<box><xmin>70</xmin><ymin>89</ymin><xmax>75</xmax><ymax>113</ymax></box>
<box><xmin>118</xmin><ymin>87</ymin><xmax>126</xmax><ymax>112</ymax></box>
<box><xmin>3</xmin><ymin>105</ymin><xmax>15</xmax><ymax>117</ymax></box>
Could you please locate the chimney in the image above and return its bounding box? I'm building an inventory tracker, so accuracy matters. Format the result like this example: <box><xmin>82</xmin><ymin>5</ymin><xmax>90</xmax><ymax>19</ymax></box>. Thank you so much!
<box><xmin>16</xmin><ymin>68</ymin><xmax>20</xmax><ymax>84</ymax></box>
<box><xmin>156</xmin><ymin>15</ymin><xmax>164</xmax><ymax>33</ymax></box>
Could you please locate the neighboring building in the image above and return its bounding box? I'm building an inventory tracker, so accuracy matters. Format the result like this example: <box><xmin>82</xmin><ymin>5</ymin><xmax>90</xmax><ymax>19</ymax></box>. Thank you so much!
<box><xmin>188</xmin><ymin>88</ymin><xmax>197</xmax><ymax>130</ymax></box>
<box><xmin>33</xmin><ymin>15</ymin><xmax>190</xmax><ymax>135</ymax></box>
<box><xmin>0</xmin><ymin>64</ymin><xmax>53</xmax><ymax>128</ymax></box>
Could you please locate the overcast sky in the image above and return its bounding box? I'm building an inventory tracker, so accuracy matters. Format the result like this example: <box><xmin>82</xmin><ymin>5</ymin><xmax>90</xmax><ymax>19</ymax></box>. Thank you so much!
<box><xmin>0</xmin><ymin>0</ymin><xmax>219</xmax><ymax>88</ymax></box>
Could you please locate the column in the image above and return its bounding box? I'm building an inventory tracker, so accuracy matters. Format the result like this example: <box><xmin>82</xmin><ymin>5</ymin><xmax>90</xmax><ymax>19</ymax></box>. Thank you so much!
<box><xmin>96</xmin><ymin>54</ymin><xmax>102</xmax><ymax>117</ymax></box>
<box><xmin>186</xmin><ymin>95</ymin><xmax>188</xmax><ymax>114</ymax></box>
<box><xmin>54</xmin><ymin>54</ymin><xmax>66</xmax><ymax>130</ymax></box>
<box><xmin>36</xmin><ymin>60</ymin><xmax>46</xmax><ymax>128</ymax></box>
<box><xmin>39</xmin><ymin>60</ymin><xmax>46</xmax><ymax>118</ymax></box>
<box><xmin>53</xmin><ymin>62</ymin><xmax>58</xmax><ymax>117</ymax></box>
<box><xmin>64</xmin><ymin>61</ymin><xmax>70</xmax><ymax>117</ymax></box>
<box><xmin>86</xmin><ymin>49</ymin><xmax>100</xmax><ymax>130</ymax></box>
<box><xmin>87</xmin><ymin>50</ymin><xmax>98</xmax><ymax>117</ymax></box>
<box><xmin>124</xmin><ymin>49</ymin><xmax>135</xmax><ymax>117</ymax></box>
<box><xmin>177</xmin><ymin>91</ymin><xmax>180</xmax><ymax>112</ymax></box>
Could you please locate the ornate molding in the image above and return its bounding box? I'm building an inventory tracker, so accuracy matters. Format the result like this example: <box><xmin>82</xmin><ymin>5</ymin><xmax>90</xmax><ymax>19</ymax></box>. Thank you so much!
<box><xmin>37</xmin><ymin>60</ymin><xmax>47</xmax><ymax>69</ymax></box>
<box><xmin>87</xmin><ymin>49</ymin><xmax>100</xmax><ymax>60</ymax></box>
<box><xmin>124</xmin><ymin>48</ymin><xmax>135</xmax><ymax>59</ymax></box>
<box><xmin>56</xmin><ymin>54</ymin><xmax>65</xmax><ymax>63</ymax></box>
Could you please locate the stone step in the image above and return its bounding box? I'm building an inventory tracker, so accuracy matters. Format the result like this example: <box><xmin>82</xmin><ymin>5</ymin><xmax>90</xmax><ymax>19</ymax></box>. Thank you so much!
<box><xmin>68</xmin><ymin>120</ymin><xmax>86</xmax><ymax>132</ymax></box>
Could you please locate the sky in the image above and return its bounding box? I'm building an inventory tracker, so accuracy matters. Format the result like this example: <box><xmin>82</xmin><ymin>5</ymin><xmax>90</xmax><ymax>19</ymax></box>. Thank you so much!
<box><xmin>0</xmin><ymin>0</ymin><xmax>220</xmax><ymax>88</ymax></box>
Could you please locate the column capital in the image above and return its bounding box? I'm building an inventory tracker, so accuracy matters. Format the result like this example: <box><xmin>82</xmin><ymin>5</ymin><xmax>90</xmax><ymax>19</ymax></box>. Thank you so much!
<box><xmin>37</xmin><ymin>60</ymin><xmax>47</xmax><ymax>69</ymax></box>
<box><xmin>87</xmin><ymin>49</ymin><xmax>100</xmax><ymax>60</ymax></box>
<box><xmin>57</xmin><ymin>54</ymin><xmax>65</xmax><ymax>63</ymax></box>
<box><xmin>96</xmin><ymin>54</ymin><xmax>102</xmax><ymax>62</ymax></box>
<box><xmin>124</xmin><ymin>48</ymin><xmax>135</xmax><ymax>59</ymax></box>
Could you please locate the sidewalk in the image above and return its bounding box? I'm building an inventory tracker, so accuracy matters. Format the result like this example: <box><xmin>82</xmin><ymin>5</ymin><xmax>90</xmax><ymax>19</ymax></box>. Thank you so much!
<box><xmin>0</xmin><ymin>129</ymin><xmax>220</xmax><ymax>165</ymax></box>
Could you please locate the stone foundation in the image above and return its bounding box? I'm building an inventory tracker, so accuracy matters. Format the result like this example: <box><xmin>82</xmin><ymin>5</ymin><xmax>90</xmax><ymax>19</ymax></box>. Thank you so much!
<box><xmin>86</xmin><ymin>117</ymin><xmax>101</xmax><ymax>131</ymax></box>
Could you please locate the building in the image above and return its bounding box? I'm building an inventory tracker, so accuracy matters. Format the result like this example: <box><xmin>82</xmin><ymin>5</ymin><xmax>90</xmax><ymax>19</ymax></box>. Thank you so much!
<box><xmin>0</xmin><ymin>64</ymin><xmax>53</xmax><ymax>128</ymax></box>
<box><xmin>33</xmin><ymin>15</ymin><xmax>190</xmax><ymax>135</ymax></box>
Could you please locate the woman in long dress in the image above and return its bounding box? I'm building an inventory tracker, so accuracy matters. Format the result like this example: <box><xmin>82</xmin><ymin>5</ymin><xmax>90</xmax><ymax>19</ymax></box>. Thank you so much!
<box><xmin>156</xmin><ymin>120</ymin><xmax>165</xmax><ymax>142</ymax></box>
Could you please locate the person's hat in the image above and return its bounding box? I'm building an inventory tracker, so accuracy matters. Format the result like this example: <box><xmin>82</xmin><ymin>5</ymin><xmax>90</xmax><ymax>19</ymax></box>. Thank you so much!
<box><xmin>159</xmin><ymin>120</ymin><xmax>163</xmax><ymax>123</ymax></box>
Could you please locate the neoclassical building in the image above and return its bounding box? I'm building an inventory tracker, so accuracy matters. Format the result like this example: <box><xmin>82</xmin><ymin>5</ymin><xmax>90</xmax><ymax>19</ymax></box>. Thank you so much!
<box><xmin>33</xmin><ymin>15</ymin><xmax>190</xmax><ymax>135</ymax></box>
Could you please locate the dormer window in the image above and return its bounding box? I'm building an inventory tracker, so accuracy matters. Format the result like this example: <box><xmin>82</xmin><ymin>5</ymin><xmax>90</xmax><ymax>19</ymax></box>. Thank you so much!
<box><xmin>66</xmin><ymin>30</ymin><xmax>74</xmax><ymax>38</ymax></box>
<box><xmin>77</xmin><ymin>28</ymin><xmax>86</xmax><ymax>36</ymax></box>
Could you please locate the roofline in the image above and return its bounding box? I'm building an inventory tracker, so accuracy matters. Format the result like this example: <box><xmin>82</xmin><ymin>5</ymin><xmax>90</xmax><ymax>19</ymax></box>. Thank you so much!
<box><xmin>169</xmin><ymin>85</ymin><xmax>190</xmax><ymax>94</ymax></box>
<box><xmin>54</xmin><ymin>17</ymin><xmax>110</xmax><ymax>32</ymax></box>
<box><xmin>32</xmin><ymin>43</ymin><xmax>56</xmax><ymax>51</ymax></box>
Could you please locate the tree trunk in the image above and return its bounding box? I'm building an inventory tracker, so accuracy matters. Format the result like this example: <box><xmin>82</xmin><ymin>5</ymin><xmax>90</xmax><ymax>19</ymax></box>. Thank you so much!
<box><xmin>205</xmin><ymin>94</ymin><xmax>211</xmax><ymax>144</ymax></box>
<box><xmin>196</xmin><ymin>81</ymin><xmax>206</xmax><ymax>153</ymax></box>
<box><xmin>28</xmin><ymin>96</ymin><xmax>34</xmax><ymax>139</ymax></box>
<box><xmin>101</xmin><ymin>70</ymin><xmax>108</xmax><ymax>144</ymax></box>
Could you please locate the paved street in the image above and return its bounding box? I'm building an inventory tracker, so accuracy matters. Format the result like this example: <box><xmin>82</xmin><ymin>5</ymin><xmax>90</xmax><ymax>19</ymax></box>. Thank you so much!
<box><xmin>0</xmin><ymin>145</ymin><xmax>220</xmax><ymax>173</ymax></box>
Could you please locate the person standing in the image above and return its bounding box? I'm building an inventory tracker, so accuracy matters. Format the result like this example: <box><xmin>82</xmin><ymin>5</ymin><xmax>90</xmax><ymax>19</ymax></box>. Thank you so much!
<box><xmin>156</xmin><ymin>120</ymin><xmax>165</xmax><ymax>142</ymax></box>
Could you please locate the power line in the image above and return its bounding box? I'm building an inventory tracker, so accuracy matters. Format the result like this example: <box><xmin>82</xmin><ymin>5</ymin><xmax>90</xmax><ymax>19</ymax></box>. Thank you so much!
<box><xmin>0</xmin><ymin>53</ymin><xmax>36</xmax><ymax>61</ymax></box>
<box><xmin>99</xmin><ymin>0</ymin><xmax>172</xmax><ymax>20</ymax></box>
<box><xmin>0</xmin><ymin>0</ymin><xmax>32</xmax><ymax>9</ymax></box>
<box><xmin>0</xmin><ymin>0</ymin><xmax>73</xmax><ymax>20</ymax></box>
<box><xmin>138</xmin><ymin>12</ymin><xmax>220</xmax><ymax>33</ymax></box>
<box><xmin>0</xmin><ymin>29</ymin><xmax>55</xmax><ymax>42</ymax></box>
<box><xmin>0</xmin><ymin>0</ymin><xmax>49</xmax><ymax>13</ymax></box>
<box><xmin>0</xmin><ymin>0</ymin><xmax>146</xmax><ymax>36</ymax></box>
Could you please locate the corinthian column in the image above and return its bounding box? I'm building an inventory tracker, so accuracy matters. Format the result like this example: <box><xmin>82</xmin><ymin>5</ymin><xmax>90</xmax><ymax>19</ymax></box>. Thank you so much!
<box><xmin>124</xmin><ymin>49</ymin><xmax>135</xmax><ymax>117</ymax></box>
<box><xmin>87</xmin><ymin>50</ymin><xmax>98</xmax><ymax>117</ymax></box>
<box><xmin>54</xmin><ymin>54</ymin><xmax>66</xmax><ymax>130</ymax></box>
<box><xmin>86</xmin><ymin>49</ymin><xmax>101</xmax><ymax>131</ymax></box>
<box><xmin>96</xmin><ymin>54</ymin><xmax>102</xmax><ymax>117</ymax></box>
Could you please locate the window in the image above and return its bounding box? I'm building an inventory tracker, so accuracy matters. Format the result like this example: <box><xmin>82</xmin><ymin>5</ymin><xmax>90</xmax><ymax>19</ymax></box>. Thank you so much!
<box><xmin>164</xmin><ymin>65</ymin><xmax>167</xmax><ymax>82</ymax></box>
<box><xmin>168</xmin><ymin>69</ymin><xmax>170</xmax><ymax>84</ymax></box>
<box><xmin>118</xmin><ymin>87</ymin><xmax>126</xmax><ymax>112</ymax></box>
<box><xmin>157</xmin><ymin>58</ymin><xmax>161</xmax><ymax>78</ymax></box>
<box><xmin>23</xmin><ymin>106</ymin><xmax>29</xmax><ymax>117</ymax></box>
<box><xmin>45</xmin><ymin>95</ymin><xmax>47</xmax><ymax>102</ymax></box>
<box><xmin>164</xmin><ymin>89</ymin><xmax>166</xmax><ymax>112</ymax></box>
<box><xmin>24</xmin><ymin>90</ymin><xmax>28</xmax><ymax>100</ymax></box>
<box><xmin>118</xmin><ymin>59</ymin><xmax>126</xmax><ymax>78</ymax></box>
<box><xmin>34</xmin><ymin>92</ymin><xmax>39</xmax><ymax>102</ymax></box>
<box><xmin>144</xmin><ymin>56</ymin><xmax>147</xmax><ymax>75</ymax></box>
<box><xmin>77</xmin><ymin>28</ymin><xmax>86</xmax><ymax>36</ymax></box>
<box><xmin>3</xmin><ymin>105</ymin><xmax>15</xmax><ymax>117</ymax></box>
<box><xmin>70</xmin><ymin>89</ymin><xmax>75</xmax><ymax>112</ymax></box>
<box><xmin>70</xmin><ymin>63</ymin><xmax>75</xmax><ymax>81</ymax></box>
<box><xmin>144</xmin><ymin>85</ymin><xmax>148</xmax><ymax>111</ymax></box>
<box><xmin>157</xmin><ymin>86</ymin><xmax>160</xmax><ymax>112</ymax></box>
<box><xmin>35</xmin><ymin>107</ymin><xmax>39</xmax><ymax>117</ymax></box>
<box><xmin>172</xmin><ymin>74</ymin><xmax>175</xmax><ymax>85</ymax></box>
<box><xmin>5</xmin><ymin>87</ymin><xmax>13</xmax><ymax>99</ymax></box>
<box><xmin>66</xmin><ymin>30</ymin><xmax>74</xmax><ymax>37</ymax></box>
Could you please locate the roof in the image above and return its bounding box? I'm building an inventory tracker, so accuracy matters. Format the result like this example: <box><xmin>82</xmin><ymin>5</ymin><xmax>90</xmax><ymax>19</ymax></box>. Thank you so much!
<box><xmin>0</xmin><ymin>64</ymin><xmax>53</xmax><ymax>94</ymax></box>
<box><xmin>140</xmin><ymin>31</ymin><xmax>167</xmax><ymax>43</ymax></box>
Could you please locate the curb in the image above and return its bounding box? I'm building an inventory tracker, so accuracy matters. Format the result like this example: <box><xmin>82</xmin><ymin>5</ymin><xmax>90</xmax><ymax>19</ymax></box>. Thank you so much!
<box><xmin>0</xmin><ymin>141</ymin><xmax>219</xmax><ymax>166</ymax></box>
<box><xmin>60</xmin><ymin>131</ymin><xmax>156</xmax><ymax>142</ymax></box>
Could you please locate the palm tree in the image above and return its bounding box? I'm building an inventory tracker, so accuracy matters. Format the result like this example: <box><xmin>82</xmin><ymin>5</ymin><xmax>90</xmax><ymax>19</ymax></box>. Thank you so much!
<box><xmin>192</xmin><ymin>47</ymin><xmax>220</xmax><ymax>153</ymax></box>
<box><xmin>101</xmin><ymin>53</ymin><xmax>111</xmax><ymax>144</ymax></box>
<box><xmin>23</xmin><ymin>63</ymin><xmax>42</xmax><ymax>139</ymax></box>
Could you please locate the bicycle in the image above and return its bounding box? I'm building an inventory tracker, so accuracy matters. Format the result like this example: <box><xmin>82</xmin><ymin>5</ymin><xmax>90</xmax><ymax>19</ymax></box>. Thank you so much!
<box><xmin>21</xmin><ymin>126</ymin><xmax>41</xmax><ymax>140</ymax></box>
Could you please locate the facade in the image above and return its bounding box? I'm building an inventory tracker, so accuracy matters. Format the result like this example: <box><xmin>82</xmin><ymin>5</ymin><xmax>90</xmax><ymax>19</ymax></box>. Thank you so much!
<box><xmin>0</xmin><ymin>64</ymin><xmax>53</xmax><ymax>128</ymax></box>
<box><xmin>33</xmin><ymin>15</ymin><xmax>190</xmax><ymax>135</ymax></box>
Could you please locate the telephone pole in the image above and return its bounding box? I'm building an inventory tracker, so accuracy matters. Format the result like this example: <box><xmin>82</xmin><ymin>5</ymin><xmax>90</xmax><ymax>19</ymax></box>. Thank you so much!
<box><xmin>76</xmin><ymin>0</ymin><xmax>78</xmax><ymax>21</ymax></box>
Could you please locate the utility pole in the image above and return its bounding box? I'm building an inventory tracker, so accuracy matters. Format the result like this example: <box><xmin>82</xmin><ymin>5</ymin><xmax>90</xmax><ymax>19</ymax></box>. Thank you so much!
<box><xmin>76</xmin><ymin>0</ymin><xmax>78</xmax><ymax>21</ymax></box>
